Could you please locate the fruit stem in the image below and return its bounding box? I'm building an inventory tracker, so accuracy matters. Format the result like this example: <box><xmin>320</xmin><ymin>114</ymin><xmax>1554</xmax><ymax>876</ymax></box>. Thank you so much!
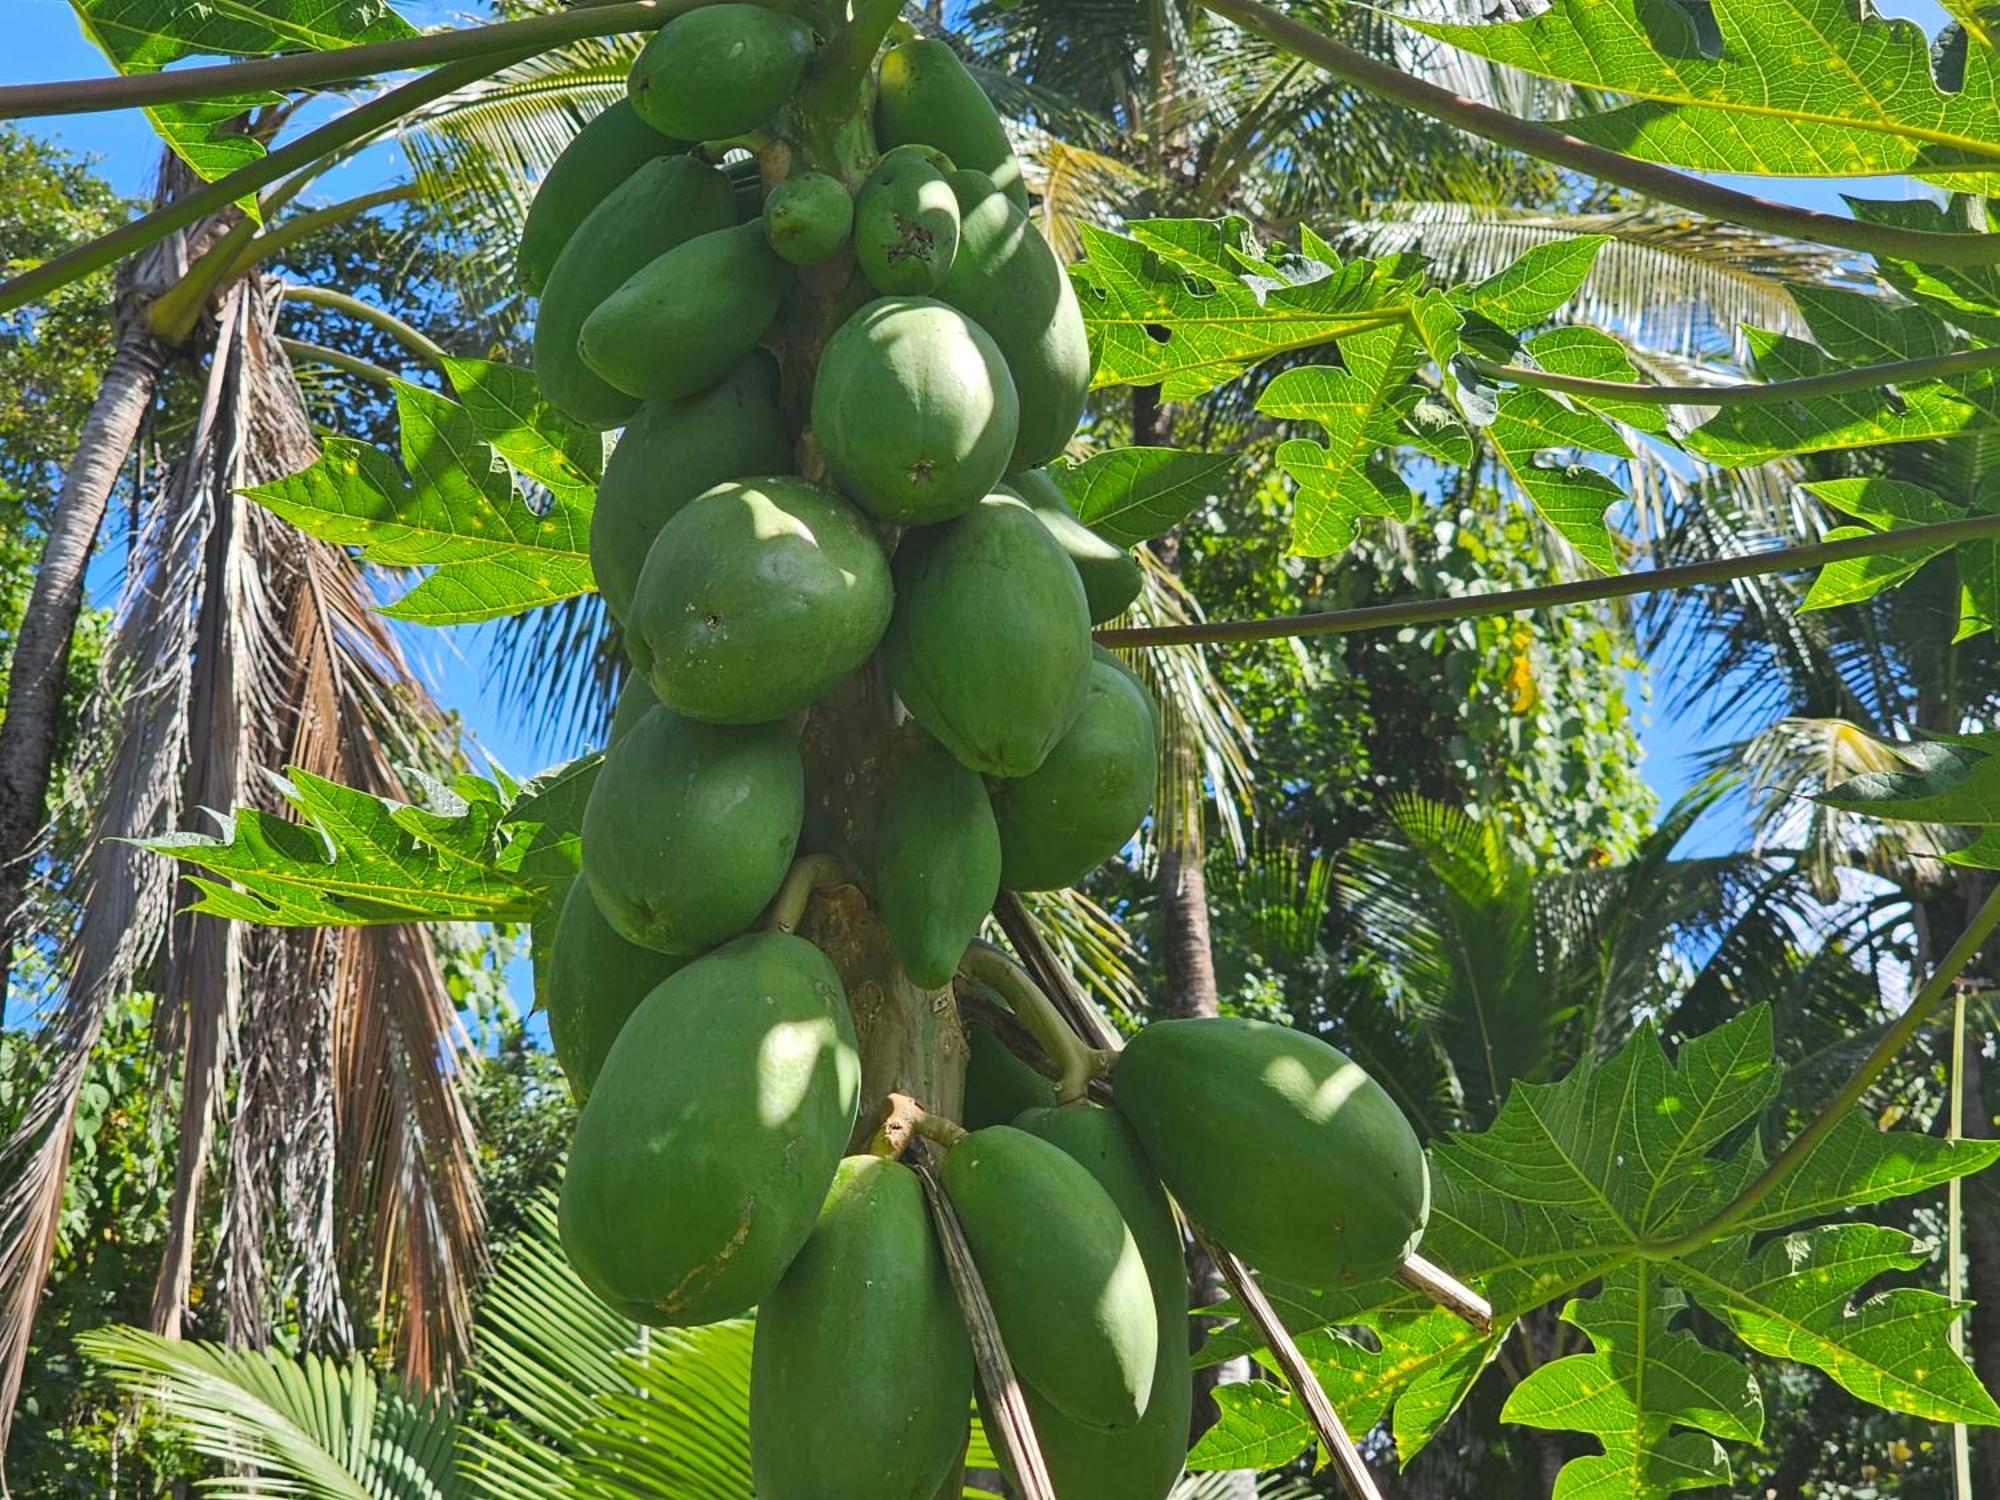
<box><xmin>867</xmin><ymin>1090</ymin><xmax>966</xmax><ymax>1157</ymax></box>
<box><xmin>961</xmin><ymin>942</ymin><xmax>1105</xmax><ymax>1104</ymax></box>
<box><xmin>808</xmin><ymin>0</ymin><xmax>904</xmax><ymax>106</ymax></box>
<box><xmin>1394</xmin><ymin>1253</ymin><xmax>1492</xmax><ymax>1333</ymax></box>
<box><xmin>763</xmin><ymin>852</ymin><xmax>851</xmax><ymax>934</ymax></box>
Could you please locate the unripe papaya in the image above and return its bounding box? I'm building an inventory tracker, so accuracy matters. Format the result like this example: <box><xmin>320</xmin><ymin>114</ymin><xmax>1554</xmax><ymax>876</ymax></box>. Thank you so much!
<box><xmin>751</xmin><ymin>1156</ymin><xmax>973</xmax><ymax>1500</ymax></box>
<box><xmin>940</xmin><ymin>170</ymin><xmax>1091</xmax><ymax>467</ymax></box>
<box><xmin>1010</xmin><ymin>1103</ymin><xmax>1192</xmax><ymax>1500</ymax></box>
<box><xmin>517</xmin><ymin>100</ymin><xmax>685</xmax><ymax>295</ymax></box>
<box><xmin>873</xmin><ymin>740</ymin><xmax>1000</xmax><ymax>987</ymax></box>
<box><xmin>763</xmin><ymin>170</ymin><xmax>852</xmax><ymax>264</ymax></box>
<box><xmin>581</xmin><ymin>704</ymin><xmax>802</xmax><ymax>953</ymax></box>
<box><xmin>580</xmin><ymin>220</ymin><xmax>791</xmax><ymax>403</ymax></box>
<box><xmin>559</xmin><ymin>931</ymin><xmax>859</xmax><ymax>1324</ymax></box>
<box><xmin>994</xmin><ymin>648</ymin><xmax>1157</xmax><ymax>891</ymax></box>
<box><xmin>1003</xmin><ymin>468</ymin><xmax>1143</xmax><ymax>623</ymax></box>
<box><xmin>627</xmin><ymin>4</ymin><xmax>814</xmax><ymax>141</ymax></box>
<box><xmin>1115</xmin><ymin>1017</ymin><xmax>1431</xmax><ymax>1288</ymax></box>
<box><xmin>811</xmin><ymin>295</ymin><xmax>1019</xmax><ymax>524</ymax></box>
<box><xmin>962</xmin><ymin>1014</ymin><xmax>1053</xmax><ymax>1129</ymax></box>
<box><xmin>627</xmin><ymin>476</ymin><xmax>892</xmax><ymax>724</ymax></box>
<box><xmin>876</xmin><ymin>38</ymin><xmax>1028</xmax><ymax>210</ymax></box>
<box><xmin>607</xmin><ymin>672</ymin><xmax>659</xmax><ymax>745</ymax></box>
<box><xmin>591</xmin><ymin>356</ymin><xmax>790</xmax><ymax>624</ymax></box>
<box><xmin>534</xmin><ymin>155</ymin><xmax>735</xmax><ymax>429</ymax></box>
<box><xmin>543</xmin><ymin>878</ymin><xmax>684</xmax><ymax>1102</ymax></box>
<box><xmin>885</xmin><ymin>493</ymin><xmax>1091</xmax><ymax>778</ymax></box>
<box><xmin>941</xmin><ymin>1125</ymin><xmax>1157</xmax><ymax>1430</ymax></box>
<box><xmin>854</xmin><ymin>146</ymin><xmax>961</xmax><ymax>295</ymax></box>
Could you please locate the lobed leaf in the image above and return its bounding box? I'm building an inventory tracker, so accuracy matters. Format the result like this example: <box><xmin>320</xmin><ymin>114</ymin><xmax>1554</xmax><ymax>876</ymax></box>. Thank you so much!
<box><xmin>1047</xmin><ymin>446</ymin><xmax>1239</xmax><ymax>545</ymax></box>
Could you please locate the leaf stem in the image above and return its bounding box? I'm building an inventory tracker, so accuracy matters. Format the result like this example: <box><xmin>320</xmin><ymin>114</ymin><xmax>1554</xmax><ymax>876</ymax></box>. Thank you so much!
<box><xmin>1196</xmin><ymin>0</ymin><xmax>2000</xmax><ymax>266</ymax></box>
<box><xmin>1094</xmin><ymin>512</ymin><xmax>2000</xmax><ymax>648</ymax></box>
<box><xmin>961</xmin><ymin>942</ymin><xmax>1112</xmax><ymax>1104</ymax></box>
<box><xmin>282</xmin><ymin>284</ymin><xmax>450</xmax><ymax>372</ymax></box>
<box><xmin>1393</xmin><ymin>1253</ymin><xmax>1493</xmax><ymax>1333</ymax></box>
<box><xmin>762</xmin><ymin>852</ymin><xmax>851</xmax><ymax>935</ymax></box>
<box><xmin>279</xmin><ymin>336</ymin><xmax>398</xmax><ymax>386</ymax></box>
<box><xmin>1466</xmin><ymin>343</ymin><xmax>2000</xmax><ymax>407</ymax></box>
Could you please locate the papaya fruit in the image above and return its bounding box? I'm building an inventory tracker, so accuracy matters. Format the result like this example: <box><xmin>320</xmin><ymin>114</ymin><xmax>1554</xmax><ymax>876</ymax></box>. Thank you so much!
<box><xmin>873</xmin><ymin>739</ymin><xmax>1000</xmax><ymax>987</ymax></box>
<box><xmin>534</xmin><ymin>154</ymin><xmax>736</xmax><ymax>429</ymax></box>
<box><xmin>876</xmin><ymin>38</ymin><xmax>1028</xmax><ymax>210</ymax></box>
<box><xmin>939</xmin><ymin>170</ymin><xmax>1091</xmax><ymax>467</ymax></box>
<box><xmin>811</xmin><ymin>295</ymin><xmax>1019</xmax><ymax>524</ymax></box>
<box><xmin>751</xmin><ymin>1156</ymin><xmax>973</xmax><ymax>1500</ymax></box>
<box><xmin>517</xmin><ymin>100</ymin><xmax>684</xmax><ymax>295</ymax></box>
<box><xmin>962</xmin><ymin>1013</ymin><xmax>1052</xmax><ymax>1129</ymax></box>
<box><xmin>1114</xmin><ymin>1017</ymin><xmax>1431</xmax><ymax>1288</ymax></box>
<box><xmin>763</xmin><ymin>170</ymin><xmax>852</xmax><ymax>264</ymax></box>
<box><xmin>627</xmin><ymin>476</ymin><xmax>892</xmax><ymax>724</ymax></box>
<box><xmin>591</xmin><ymin>356</ymin><xmax>790</xmax><ymax>625</ymax></box>
<box><xmin>884</xmin><ymin>492</ymin><xmax>1091</xmax><ymax>778</ymax></box>
<box><xmin>607</xmin><ymin>672</ymin><xmax>659</xmax><ymax>746</ymax></box>
<box><xmin>941</xmin><ymin>1125</ymin><xmax>1157</xmax><ymax>1431</ymax></box>
<box><xmin>580</xmin><ymin>220</ymin><xmax>791</xmax><ymax>403</ymax></box>
<box><xmin>543</xmin><ymin>878</ymin><xmax>684</xmax><ymax>1102</ymax></box>
<box><xmin>627</xmin><ymin>4</ymin><xmax>814</xmax><ymax>141</ymax></box>
<box><xmin>558</xmin><ymin>931</ymin><xmax>859</xmax><ymax>1324</ymax></box>
<box><xmin>580</xmin><ymin>704</ymin><xmax>802</xmax><ymax>953</ymax></box>
<box><xmin>1009</xmin><ymin>1103</ymin><xmax>1192</xmax><ymax>1500</ymax></box>
<box><xmin>994</xmin><ymin>648</ymin><xmax>1157</xmax><ymax>891</ymax></box>
<box><xmin>854</xmin><ymin>145</ymin><xmax>960</xmax><ymax>295</ymax></box>
<box><xmin>1003</xmin><ymin>468</ymin><xmax>1143</xmax><ymax>623</ymax></box>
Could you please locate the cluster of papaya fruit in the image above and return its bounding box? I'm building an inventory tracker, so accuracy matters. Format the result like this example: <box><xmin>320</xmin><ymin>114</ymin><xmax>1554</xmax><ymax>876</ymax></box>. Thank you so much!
<box><xmin>525</xmin><ymin>10</ymin><xmax>1433</xmax><ymax>1498</ymax></box>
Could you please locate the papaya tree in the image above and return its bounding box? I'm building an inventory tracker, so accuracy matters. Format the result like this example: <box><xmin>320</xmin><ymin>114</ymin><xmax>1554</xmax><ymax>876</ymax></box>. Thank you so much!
<box><xmin>6</xmin><ymin>1</ymin><xmax>2000</xmax><ymax>1497</ymax></box>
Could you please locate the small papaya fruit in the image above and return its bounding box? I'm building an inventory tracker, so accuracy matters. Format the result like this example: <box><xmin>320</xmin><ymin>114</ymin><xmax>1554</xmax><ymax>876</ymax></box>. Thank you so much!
<box><xmin>751</xmin><ymin>1156</ymin><xmax>973</xmax><ymax>1500</ymax></box>
<box><xmin>1114</xmin><ymin>1017</ymin><xmax>1431</xmax><ymax>1288</ymax></box>
<box><xmin>517</xmin><ymin>100</ymin><xmax>685</xmax><ymax>295</ymax></box>
<box><xmin>811</xmin><ymin>295</ymin><xmax>1019</xmax><ymax>524</ymax></box>
<box><xmin>939</xmin><ymin>169</ymin><xmax>1091</xmax><ymax>467</ymax></box>
<box><xmin>559</xmin><ymin>931</ymin><xmax>859</xmax><ymax>1324</ymax></box>
<box><xmin>580</xmin><ymin>220</ymin><xmax>792</xmax><ymax>403</ymax></box>
<box><xmin>543</xmin><ymin>878</ymin><xmax>684</xmax><ymax>1102</ymax></box>
<box><xmin>885</xmin><ymin>492</ymin><xmax>1091</xmax><ymax>778</ymax></box>
<box><xmin>854</xmin><ymin>145</ymin><xmax>961</xmax><ymax>295</ymax></box>
<box><xmin>627</xmin><ymin>4</ymin><xmax>814</xmax><ymax>141</ymax></box>
<box><xmin>994</xmin><ymin>648</ymin><xmax>1157</xmax><ymax>891</ymax></box>
<box><xmin>941</xmin><ymin>1125</ymin><xmax>1157</xmax><ymax>1431</ymax></box>
<box><xmin>763</xmin><ymin>170</ymin><xmax>853</xmax><ymax>264</ymax></box>
<box><xmin>627</xmin><ymin>476</ymin><xmax>892</xmax><ymax>724</ymax></box>
<box><xmin>591</xmin><ymin>356</ymin><xmax>790</xmax><ymax>625</ymax></box>
<box><xmin>1003</xmin><ymin>468</ymin><xmax>1143</xmax><ymax>623</ymax></box>
<box><xmin>962</xmin><ymin>1013</ymin><xmax>1053</xmax><ymax>1129</ymax></box>
<box><xmin>534</xmin><ymin>154</ymin><xmax>736</xmax><ymax>429</ymax></box>
<box><xmin>876</xmin><ymin>38</ymin><xmax>1028</xmax><ymax>210</ymax></box>
<box><xmin>581</xmin><ymin>704</ymin><xmax>802</xmax><ymax>953</ymax></box>
<box><xmin>873</xmin><ymin>739</ymin><xmax>1000</xmax><ymax>987</ymax></box>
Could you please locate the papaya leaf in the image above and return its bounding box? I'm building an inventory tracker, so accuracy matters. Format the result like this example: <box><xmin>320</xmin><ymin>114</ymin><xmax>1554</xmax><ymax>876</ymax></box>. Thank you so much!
<box><xmin>1850</xmin><ymin>197</ymin><xmax>2000</xmax><ymax>343</ymax></box>
<box><xmin>1483</xmin><ymin>386</ymin><xmax>1628</xmax><ymax>574</ymax></box>
<box><xmin>243</xmin><ymin>377</ymin><xmax>595</xmax><ymax>625</ymax></box>
<box><xmin>1456</xmin><ymin>235</ymin><xmax>1610</xmax><ymax>335</ymax></box>
<box><xmin>441</xmin><ymin>357</ymin><xmax>606</xmax><ymax>491</ymax></box>
<box><xmin>1799</xmin><ymin>526</ymin><xmax>1948</xmax><ymax>611</ymax></box>
<box><xmin>1819</xmin><ymin>737</ymin><xmax>2000</xmax><ymax>825</ymax></box>
<box><xmin>1046</xmin><ymin>447</ymin><xmax>1239</xmax><ymax>546</ymax></box>
<box><xmin>1518</xmin><ymin>327</ymin><xmax>1675</xmax><ymax>438</ymax></box>
<box><xmin>1401</xmin><ymin>0</ymin><xmax>2000</xmax><ymax>192</ymax></box>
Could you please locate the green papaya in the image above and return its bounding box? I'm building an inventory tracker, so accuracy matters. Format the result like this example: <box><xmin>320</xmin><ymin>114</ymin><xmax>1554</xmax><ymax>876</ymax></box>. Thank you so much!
<box><xmin>517</xmin><ymin>100</ymin><xmax>685</xmax><ymax>295</ymax></box>
<box><xmin>1003</xmin><ymin>468</ymin><xmax>1143</xmax><ymax>623</ymax></box>
<box><xmin>939</xmin><ymin>170</ymin><xmax>1090</xmax><ymax>467</ymax></box>
<box><xmin>873</xmin><ymin>740</ymin><xmax>1000</xmax><ymax>987</ymax></box>
<box><xmin>963</xmin><ymin>1014</ymin><xmax>1053</xmax><ymax>1129</ymax></box>
<box><xmin>591</xmin><ymin>357</ymin><xmax>790</xmax><ymax>624</ymax></box>
<box><xmin>763</xmin><ymin>170</ymin><xmax>852</xmax><ymax>264</ymax></box>
<box><xmin>559</xmin><ymin>931</ymin><xmax>859</xmax><ymax>1324</ymax></box>
<box><xmin>854</xmin><ymin>146</ymin><xmax>961</xmax><ymax>295</ymax></box>
<box><xmin>811</xmin><ymin>295</ymin><xmax>1019</xmax><ymax>524</ymax></box>
<box><xmin>876</xmin><ymin>38</ymin><xmax>1028</xmax><ymax>210</ymax></box>
<box><xmin>608</xmin><ymin>672</ymin><xmax>659</xmax><ymax>746</ymax></box>
<box><xmin>581</xmin><ymin>704</ymin><xmax>802</xmax><ymax>953</ymax></box>
<box><xmin>627</xmin><ymin>4</ymin><xmax>814</xmax><ymax>141</ymax></box>
<box><xmin>580</xmin><ymin>220</ymin><xmax>791</xmax><ymax>403</ymax></box>
<box><xmin>627</xmin><ymin>476</ymin><xmax>892</xmax><ymax>724</ymax></box>
<box><xmin>994</xmin><ymin>649</ymin><xmax>1157</xmax><ymax>891</ymax></box>
<box><xmin>1012</xmin><ymin>1103</ymin><xmax>1192</xmax><ymax>1500</ymax></box>
<box><xmin>1114</xmin><ymin>1017</ymin><xmax>1431</xmax><ymax>1288</ymax></box>
<box><xmin>751</xmin><ymin>1156</ymin><xmax>973</xmax><ymax>1500</ymax></box>
<box><xmin>941</xmin><ymin>1125</ymin><xmax>1157</xmax><ymax>1431</ymax></box>
<box><xmin>543</xmin><ymin>878</ymin><xmax>684</xmax><ymax>1102</ymax></box>
<box><xmin>534</xmin><ymin>154</ymin><xmax>735</xmax><ymax>429</ymax></box>
<box><xmin>885</xmin><ymin>492</ymin><xmax>1091</xmax><ymax>777</ymax></box>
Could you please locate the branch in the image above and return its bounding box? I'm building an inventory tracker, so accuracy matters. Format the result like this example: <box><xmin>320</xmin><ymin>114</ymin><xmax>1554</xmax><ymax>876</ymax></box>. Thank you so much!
<box><xmin>279</xmin><ymin>336</ymin><xmax>398</xmax><ymax>386</ymax></box>
<box><xmin>1467</xmin><ymin>343</ymin><xmax>2000</xmax><ymax>407</ymax></box>
<box><xmin>1196</xmin><ymin>0</ymin><xmax>2000</xmax><ymax>266</ymax></box>
<box><xmin>232</xmin><ymin>185</ymin><xmax>415</xmax><ymax>277</ymax></box>
<box><xmin>1094</xmin><ymin>512</ymin><xmax>2000</xmax><ymax>648</ymax></box>
<box><xmin>283</xmin><ymin>284</ymin><xmax>449</xmax><ymax>372</ymax></box>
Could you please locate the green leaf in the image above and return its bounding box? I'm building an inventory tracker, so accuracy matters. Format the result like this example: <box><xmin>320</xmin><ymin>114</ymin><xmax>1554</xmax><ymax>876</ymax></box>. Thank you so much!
<box><xmin>1799</xmin><ymin>526</ymin><xmax>1948</xmax><ymax>611</ymax></box>
<box><xmin>441</xmin><ymin>357</ymin><xmax>605</xmax><ymax>491</ymax></box>
<box><xmin>1485</xmin><ymin>385</ymin><xmax>1629</xmax><ymax>573</ymax></box>
<box><xmin>1458</xmin><ymin>236</ymin><xmax>1610</xmax><ymax>335</ymax></box>
<box><xmin>1401</xmin><ymin>0</ymin><xmax>2000</xmax><ymax>191</ymax></box>
<box><xmin>1047</xmin><ymin>446</ymin><xmax>1239</xmax><ymax>546</ymax></box>
<box><xmin>1849</xmin><ymin>197</ymin><xmax>2000</xmax><ymax>343</ymax></box>
<box><xmin>243</xmin><ymin>378</ymin><xmax>595</xmax><ymax>624</ymax></box>
<box><xmin>1519</xmin><ymin>327</ymin><xmax>1675</xmax><ymax>438</ymax></box>
<box><xmin>1819</xmin><ymin>737</ymin><xmax>2000</xmax><ymax>825</ymax></box>
<box><xmin>1187</xmin><ymin>1381</ymin><xmax>1316</xmax><ymax>1471</ymax></box>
